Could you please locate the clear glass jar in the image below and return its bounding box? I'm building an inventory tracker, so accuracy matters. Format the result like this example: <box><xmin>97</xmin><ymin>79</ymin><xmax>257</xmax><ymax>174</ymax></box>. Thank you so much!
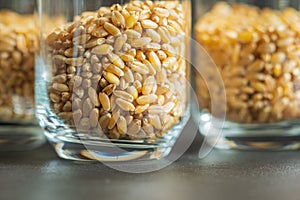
<box><xmin>0</xmin><ymin>0</ymin><xmax>45</xmax><ymax>151</ymax></box>
<box><xmin>36</xmin><ymin>0</ymin><xmax>191</xmax><ymax>161</ymax></box>
<box><xmin>194</xmin><ymin>0</ymin><xmax>300</xmax><ymax>150</ymax></box>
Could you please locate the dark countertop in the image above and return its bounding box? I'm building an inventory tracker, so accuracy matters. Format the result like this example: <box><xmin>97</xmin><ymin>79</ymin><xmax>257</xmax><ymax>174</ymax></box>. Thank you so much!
<box><xmin>1</xmin><ymin>120</ymin><xmax>300</xmax><ymax>200</ymax></box>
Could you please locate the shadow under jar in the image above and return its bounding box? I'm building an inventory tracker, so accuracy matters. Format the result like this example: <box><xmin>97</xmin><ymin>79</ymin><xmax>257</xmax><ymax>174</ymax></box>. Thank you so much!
<box><xmin>193</xmin><ymin>0</ymin><xmax>300</xmax><ymax>150</ymax></box>
<box><xmin>0</xmin><ymin>0</ymin><xmax>45</xmax><ymax>151</ymax></box>
<box><xmin>36</xmin><ymin>0</ymin><xmax>191</xmax><ymax>161</ymax></box>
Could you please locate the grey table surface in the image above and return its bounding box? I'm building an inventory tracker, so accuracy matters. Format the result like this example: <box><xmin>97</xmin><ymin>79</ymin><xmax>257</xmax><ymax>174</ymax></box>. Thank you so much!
<box><xmin>1</xmin><ymin>119</ymin><xmax>300</xmax><ymax>200</ymax></box>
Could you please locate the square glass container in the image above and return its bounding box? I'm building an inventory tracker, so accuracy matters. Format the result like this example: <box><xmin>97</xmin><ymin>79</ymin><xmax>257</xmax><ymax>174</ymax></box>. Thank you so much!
<box><xmin>36</xmin><ymin>0</ymin><xmax>191</xmax><ymax>161</ymax></box>
<box><xmin>193</xmin><ymin>0</ymin><xmax>300</xmax><ymax>150</ymax></box>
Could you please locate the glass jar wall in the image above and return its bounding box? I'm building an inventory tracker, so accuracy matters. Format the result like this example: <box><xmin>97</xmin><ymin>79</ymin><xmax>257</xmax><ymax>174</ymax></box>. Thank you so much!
<box><xmin>193</xmin><ymin>0</ymin><xmax>300</xmax><ymax>150</ymax></box>
<box><xmin>36</xmin><ymin>0</ymin><xmax>191</xmax><ymax>161</ymax></box>
<box><xmin>0</xmin><ymin>0</ymin><xmax>45</xmax><ymax>150</ymax></box>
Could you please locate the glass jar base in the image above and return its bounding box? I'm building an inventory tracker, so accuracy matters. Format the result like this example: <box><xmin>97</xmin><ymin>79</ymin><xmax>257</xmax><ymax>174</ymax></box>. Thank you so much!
<box><xmin>211</xmin><ymin>136</ymin><xmax>300</xmax><ymax>150</ymax></box>
<box><xmin>45</xmin><ymin>128</ymin><xmax>179</xmax><ymax>162</ymax></box>
<box><xmin>0</xmin><ymin>125</ymin><xmax>45</xmax><ymax>151</ymax></box>
<box><xmin>43</xmin><ymin>111</ymin><xmax>190</xmax><ymax>161</ymax></box>
<box><xmin>48</xmin><ymin>140</ymin><xmax>173</xmax><ymax>162</ymax></box>
<box><xmin>199</xmin><ymin>112</ymin><xmax>300</xmax><ymax>150</ymax></box>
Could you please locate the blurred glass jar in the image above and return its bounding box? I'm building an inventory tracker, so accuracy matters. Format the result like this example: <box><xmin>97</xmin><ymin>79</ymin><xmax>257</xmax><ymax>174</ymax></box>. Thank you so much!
<box><xmin>194</xmin><ymin>0</ymin><xmax>300</xmax><ymax>150</ymax></box>
<box><xmin>0</xmin><ymin>0</ymin><xmax>45</xmax><ymax>150</ymax></box>
<box><xmin>36</xmin><ymin>0</ymin><xmax>191</xmax><ymax>161</ymax></box>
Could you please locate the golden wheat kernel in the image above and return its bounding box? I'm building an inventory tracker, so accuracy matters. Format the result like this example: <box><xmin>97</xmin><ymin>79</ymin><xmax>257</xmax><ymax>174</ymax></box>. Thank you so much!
<box><xmin>88</xmin><ymin>87</ymin><xmax>100</xmax><ymax>106</ymax></box>
<box><xmin>125</xmin><ymin>29</ymin><xmax>141</xmax><ymax>39</ymax></box>
<box><xmin>111</xmin><ymin>10</ymin><xmax>125</xmax><ymax>28</ymax></box>
<box><xmin>130</xmin><ymin>62</ymin><xmax>149</xmax><ymax>75</ymax></box>
<box><xmin>73</xmin><ymin>108</ymin><xmax>82</xmax><ymax>123</ymax></box>
<box><xmin>139</xmin><ymin>9</ymin><xmax>151</xmax><ymax>20</ymax></box>
<box><xmin>142</xmin><ymin>76</ymin><xmax>156</xmax><ymax>95</ymax></box>
<box><xmin>277</xmin><ymin>37</ymin><xmax>294</xmax><ymax>47</ymax></box>
<box><xmin>108</xmin><ymin>53</ymin><xmax>125</xmax><ymax>69</ymax></box>
<box><xmin>58</xmin><ymin>112</ymin><xmax>73</xmax><ymax>121</ymax></box>
<box><xmin>61</xmin><ymin>92</ymin><xmax>71</xmax><ymax>102</ymax></box>
<box><xmin>133</xmin><ymin>80</ymin><xmax>142</xmax><ymax>93</ymax></box>
<box><xmin>126</xmin><ymin>86</ymin><xmax>138</xmax><ymax>100</ymax></box>
<box><xmin>49</xmin><ymin>93</ymin><xmax>61</xmax><ymax>103</ymax></box>
<box><xmin>163</xmin><ymin>102</ymin><xmax>175</xmax><ymax>113</ymax></box>
<box><xmin>156</xmin><ymin>50</ymin><xmax>167</xmax><ymax>61</ymax></box>
<box><xmin>120</xmin><ymin>9</ymin><xmax>130</xmax><ymax>19</ymax></box>
<box><xmin>271</xmin><ymin>52</ymin><xmax>286</xmax><ymax>63</ymax></box>
<box><xmin>123</xmin><ymin>67</ymin><xmax>134</xmax><ymax>83</ymax></box>
<box><xmin>114</xmin><ymin>90</ymin><xmax>134</xmax><ymax>102</ymax></box>
<box><xmin>53</xmin><ymin>74</ymin><xmax>67</xmax><ymax>83</ymax></box>
<box><xmin>91</xmin><ymin>44</ymin><xmax>113</xmax><ymax>55</ymax></box>
<box><xmin>141</xmin><ymin>19</ymin><xmax>159</xmax><ymax>29</ymax></box>
<box><xmin>157</xmin><ymin>26</ymin><xmax>171</xmax><ymax>43</ymax></box>
<box><xmin>146</xmin><ymin>29</ymin><xmax>161</xmax><ymax>43</ymax></box>
<box><xmin>253</xmin><ymin>82</ymin><xmax>267</xmax><ymax>92</ymax></box>
<box><xmin>103</xmin><ymin>71</ymin><xmax>120</xmax><ymax>85</ymax></box>
<box><xmin>99</xmin><ymin>113</ymin><xmax>111</xmax><ymax>130</ymax></box>
<box><xmin>148</xmin><ymin>51</ymin><xmax>161</xmax><ymax>72</ymax></box>
<box><xmin>116</xmin><ymin>98</ymin><xmax>135</xmax><ymax>111</ymax></box>
<box><xmin>273</xmin><ymin>64</ymin><xmax>282</xmax><ymax>77</ymax></box>
<box><xmin>125</xmin><ymin>14</ymin><xmax>138</xmax><ymax>29</ymax></box>
<box><xmin>136</xmin><ymin>94</ymin><xmax>157</xmax><ymax>105</ymax></box>
<box><xmin>257</xmin><ymin>43</ymin><xmax>276</xmax><ymax>54</ymax></box>
<box><xmin>153</xmin><ymin>7</ymin><xmax>169</xmax><ymax>18</ymax></box>
<box><xmin>144</xmin><ymin>43</ymin><xmax>161</xmax><ymax>51</ymax></box>
<box><xmin>82</xmin><ymin>98</ymin><xmax>93</xmax><ymax>117</ymax></box>
<box><xmin>89</xmin><ymin>108</ymin><xmax>99</xmax><ymax>128</ymax></box>
<box><xmin>162</xmin><ymin>57</ymin><xmax>177</xmax><ymax>69</ymax></box>
<box><xmin>148</xmin><ymin>105</ymin><xmax>164</xmax><ymax>114</ymax></box>
<box><xmin>114</xmin><ymin>34</ymin><xmax>127</xmax><ymax>52</ymax></box>
<box><xmin>148</xmin><ymin>114</ymin><xmax>162</xmax><ymax>130</ymax></box>
<box><xmin>130</xmin><ymin>37</ymin><xmax>152</xmax><ymax>48</ymax></box>
<box><xmin>108</xmin><ymin>127</ymin><xmax>120</xmax><ymax>139</ymax></box>
<box><xmin>91</xmin><ymin>26</ymin><xmax>109</xmax><ymax>38</ymax></box>
<box><xmin>98</xmin><ymin>92</ymin><xmax>111</xmax><ymax>111</ymax></box>
<box><xmin>136</xmin><ymin>50</ymin><xmax>146</xmax><ymax>61</ymax></box>
<box><xmin>135</xmin><ymin>104</ymin><xmax>150</xmax><ymax>114</ymax></box>
<box><xmin>102</xmin><ymin>84</ymin><xmax>116</xmax><ymax>96</ymax></box>
<box><xmin>103</xmin><ymin>22</ymin><xmax>121</xmax><ymax>36</ymax></box>
<box><xmin>248</xmin><ymin>60</ymin><xmax>265</xmax><ymax>72</ymax></box>
<box><xmin>74</xmin><ymin>87</ymin><xmax>84</xmax><ymax>98</ymax></box>
<box><xmin>117</xmin><ymin>116</ymin><xmax>127</xmax><ymax>135</ymax></box>
<box><xmin>65</xmin><ymin>57</ymin><xmax>84</xmax><ymax>66</ymax></box>
<box><xmin>99</xmin><ymin>78</ymin><xmax>108</xmax><ymax>89</ymax></box>
<box><xmin>127</xmin><ymin>119</ymin><xmax>141</xmax><ymax>135</ymax></box>
<box><xmin>53</xmin><ymin>83</ymin><xmax>69</xmax><ymax>92</ymax></box>
<box><xmin>108</xmin><ymin>110</ymin><xmax>120</xmax><ymax>129</ymax></box>
<box><xmin>82</xmin><ymin>78</ymin><xmax>92</xmax><ymax>89</ymax></box>
<box><xmin>105</xmin><ymin>64</ymin><xmax>124</xmax><ymax>77</ymax></box>
<box><xmin>85</xmin><ymin>38</ymin><xmax>106</xmax><ymax>49</ymax></box>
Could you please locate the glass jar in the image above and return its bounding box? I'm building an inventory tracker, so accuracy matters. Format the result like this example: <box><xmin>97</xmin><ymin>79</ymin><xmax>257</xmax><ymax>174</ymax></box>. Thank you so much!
<box><xmin>36</xmin><ymin>0</ymin><xmax>191</xmax><ymax>161</ymax></box>
<box><xmin>193</xmin><ymin>0</ymin><xmax>300</xmax><ymax>150</ymax></box>
<box><xmin>0</xmin><ymin>0</ymin><xmax>45</xmax><ymax>151</ymax></box>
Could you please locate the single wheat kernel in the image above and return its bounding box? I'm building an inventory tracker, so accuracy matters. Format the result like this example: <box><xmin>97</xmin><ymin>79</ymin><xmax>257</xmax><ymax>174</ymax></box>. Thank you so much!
<box><xmin>115</xmin><ymin>98</ymin><xmax>135</xmax><ymax>111</ymax></box>
<box><xmin>108</xmin><ymin>110</ymin><xmax>120</xmax><ymax>129</ymax></box>
<box><xmin>117</xmin><ymin>116</ymin><xmax>127</xmax><ymax>135</ymax></box>
<box><xmin>108</xmin><ymin>53</ymin><xmax>125</xmax><ymax>68</ymax></box>
<box><xmin>136</xmin><ymin>94</ymin><xmax>157</xmax><ymax>105</ymax></box>
<box><xmin>103</xmin><ymin>22</ymin><xmax>121</xmax><ymax>36</ymax></box>
<box><xmin>111</xmin><ymin>10</ymin><xmax>125</xmax><ymax>28</ymax></box>
<box><xmin>103</xmin><ymin>71</ymin><xmax>120</xmax><ymax>85</ymax></box>
<box><xmin>99</xmin><ymin>92</ymin><xmax>111</xmax><ymax>111</ymax></box>
<box><xmin>91</xmin><ymin>44</ymin><xmax>113</xmax><ymax>55</ymax></box>
<box><xmin>90</xmin><ymin>108</ymin><xmax>99</xmax><ymax>128</ymax></box>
